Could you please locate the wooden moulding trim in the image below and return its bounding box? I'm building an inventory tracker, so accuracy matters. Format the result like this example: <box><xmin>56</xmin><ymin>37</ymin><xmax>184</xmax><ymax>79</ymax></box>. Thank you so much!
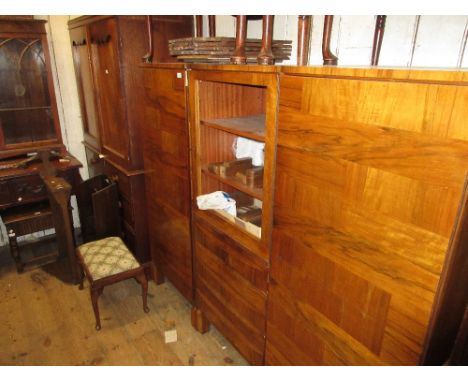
<box><xmin>371</xmin><ymin>15</ymin><xmax>387</xmax><ymax>66</ymax></box>
<box><xmin>82</xmin><ymin>142</ymin><xmax>146</xmax><ymax>177</ymax></box>
<box><xmin>141</xmin><ymin>15</ymin><xmax>154</xmax><ymax>63</ymax></box>
<box><xmin>322</xmin><ymin>15</ymin><xmax>338</xmax><ymax>66</ymax></box>
<box><xmin>297</xmin><ymin>15</ymin><xmax>312</xmax><ymax>66</ymax></box>
<box><xmin>279</xmin><ymin>66</ymin><xmax>468</xmax><ymax>84</ymax></box>
<box><xmin>67</xmin><ymin>15</ymin><xmax>113</xmax><ymax>29</ymax></box>
<box><xmin>189</xmin><ymin>63</ymin><xmax>280</xmax><ymax>74</ymax></box>
<box><xmin>139</xmin><ymin>62</ymin><xmax>187</xmax><ymax>70</ymax></box>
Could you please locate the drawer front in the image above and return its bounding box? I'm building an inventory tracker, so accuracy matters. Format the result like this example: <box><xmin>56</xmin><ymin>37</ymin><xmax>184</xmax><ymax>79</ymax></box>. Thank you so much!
<box><xmin>194</xmin><ymin>218</ymin><xmax>268</xmax><ymax>365</ymax></box>
<box><xmin>8</xmin><ymin>175</ymin><xmax>47</xmax><ymax>205</ymax></box>
<box><xmin>6</xmin><ymin>212</ymin><xmax>54</xmax><ymax>237</ymax></box>
<box><xmin>84</xmin><ymin>145</ymin><xmax>105</xmax><ymax>178</ymax></box>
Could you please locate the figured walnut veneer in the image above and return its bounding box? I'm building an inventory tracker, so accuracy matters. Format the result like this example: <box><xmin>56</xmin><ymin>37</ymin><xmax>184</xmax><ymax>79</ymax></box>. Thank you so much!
<box><xmin>266</xmin><ymin>68</ymin><xmax>468</xmax><ymax>366</ymax></box>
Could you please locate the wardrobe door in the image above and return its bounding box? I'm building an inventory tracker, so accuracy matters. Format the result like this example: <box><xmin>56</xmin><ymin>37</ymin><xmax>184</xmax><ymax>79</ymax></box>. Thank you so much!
<box><xmin>70</xmin><ymin>26</ymin><xmax>100</xmax><ymax>150</ymax></box>
<box><xmin>89</xmin><ymin>18</ymin><xmax>129</xmax><ymax>166</ymax></box>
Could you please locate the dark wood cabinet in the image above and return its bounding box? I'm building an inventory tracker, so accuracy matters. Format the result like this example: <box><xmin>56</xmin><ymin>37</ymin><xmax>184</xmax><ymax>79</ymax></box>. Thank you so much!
<box><xmin>69</xmin><ymin>16</ymin><xmax>194</xmax><ymax>263</ymax></box>
<box><xmin>0</xmin><ymin>19</ymin><xmax>64</xmax><ymax>158</ymax></box>
<box><xmin>0</xmin><ymin>19</ymin><xmax>82</xmax><ymax>275</ymax></box>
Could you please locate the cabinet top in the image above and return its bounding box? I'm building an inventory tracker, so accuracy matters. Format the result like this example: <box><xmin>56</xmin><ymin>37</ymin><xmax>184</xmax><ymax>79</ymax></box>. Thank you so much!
<box><xmin>280</xmin><ymin>65</ymin><xmax>468</xmax><ymax>84</ymax></box>
<box><xmin>0</xmin><ymin>18</ymin><xmax>47</xmax><ymax>34</ymax></box>
<box><xmin>139</xmin><ymin>62</ymin><xmax>467</xmax><ymax>83</ymax></box>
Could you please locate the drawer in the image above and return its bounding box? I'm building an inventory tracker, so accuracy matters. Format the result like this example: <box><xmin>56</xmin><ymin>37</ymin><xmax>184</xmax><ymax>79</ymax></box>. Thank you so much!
<box><xmin>194</xmin><ymin>218</ymin><xmax>268</xmax><ymax>365</ymax></box>
<box><xmin>195</xmin><ymin>219</ymin><xmax>268</xmax><ymax>291</ymax></box>
<box><xmin>8</xmin><ymin>175</ymin><xmax>47</xmax><ymax>205</ymax></box>
<box><xmin>85</xmin><ymin>145</ymin><xmax>105</xmax><ymax>178</ymax></box>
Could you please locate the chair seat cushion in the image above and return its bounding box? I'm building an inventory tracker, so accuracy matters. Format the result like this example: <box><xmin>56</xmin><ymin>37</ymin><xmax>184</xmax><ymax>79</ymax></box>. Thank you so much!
<box><xmin>78</xmin><ymin>236</ymin><xmax>140</xmax><ymax>280</ymax></box>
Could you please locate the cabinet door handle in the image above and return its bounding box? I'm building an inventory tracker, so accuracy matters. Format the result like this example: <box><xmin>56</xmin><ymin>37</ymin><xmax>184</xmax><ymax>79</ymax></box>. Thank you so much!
<box><xmin>98</xmin><ymin>154</ymin><xmax>106</xmax><ymax>159</ymax></box>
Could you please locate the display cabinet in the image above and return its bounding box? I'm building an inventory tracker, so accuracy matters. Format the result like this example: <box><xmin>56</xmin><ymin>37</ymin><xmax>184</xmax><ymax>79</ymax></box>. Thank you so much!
<box><xmin>0</xmin><ymin>19</ymin><xmax>63</xmax><ymax>158</ymax></box>
<box><xmin>188</xmin><ymin>65</ymin><xmax>279</xmax><ymax>365</ymax></box>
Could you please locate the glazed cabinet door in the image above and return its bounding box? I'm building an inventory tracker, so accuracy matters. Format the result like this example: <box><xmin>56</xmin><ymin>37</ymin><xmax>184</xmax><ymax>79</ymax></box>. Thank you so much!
<box><xmin>70</xmin><ymin>26</ymin><xmax>100</xmax><ymax>150</ymax></box>
<box><xmin>88</xmin><ymin>18</ymin><xmax>129</xmax><ymax>166</ymax></box>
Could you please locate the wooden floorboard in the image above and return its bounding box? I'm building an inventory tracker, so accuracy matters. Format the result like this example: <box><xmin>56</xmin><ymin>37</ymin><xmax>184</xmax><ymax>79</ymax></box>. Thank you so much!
<box><xmin>0</xmin><ymin>246</ymin><xmax>248</xmax><ymax>366</ymax></box>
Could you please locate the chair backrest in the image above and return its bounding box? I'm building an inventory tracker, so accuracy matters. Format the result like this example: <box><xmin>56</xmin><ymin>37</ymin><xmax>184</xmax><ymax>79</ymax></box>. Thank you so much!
<box><xmin>75</xmin><ymin>175</ymin><xmax>121</xmax><ymax>243</ymax></box>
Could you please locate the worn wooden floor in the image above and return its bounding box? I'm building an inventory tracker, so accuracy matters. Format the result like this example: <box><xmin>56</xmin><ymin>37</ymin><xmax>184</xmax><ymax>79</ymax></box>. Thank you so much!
<box><xmin>0</xmin><ymin>246</ymin><xmax>248</xmax><ymax>366</ymax></box>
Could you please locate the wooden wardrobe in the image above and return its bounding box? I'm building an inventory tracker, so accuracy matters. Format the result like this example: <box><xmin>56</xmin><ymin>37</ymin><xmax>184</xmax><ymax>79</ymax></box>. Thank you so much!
<box><xmin>68</xmin><ymin>16</ymin><xmax>194</xmax><ymax>263</ymax></box>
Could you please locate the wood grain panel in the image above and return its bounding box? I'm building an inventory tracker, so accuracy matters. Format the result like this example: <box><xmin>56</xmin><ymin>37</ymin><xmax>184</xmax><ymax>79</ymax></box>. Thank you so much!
<box><xmin>267</xmin><ymin>70</ymin><xmax>468</xmax><ymax>365</ymax></box>
<box><xmin>194</xmin><ymin>219</ymin><xmax>268</xmax><ymax>365</ymax></box>
<box><xmin>142</xmin><ymin>66</ymin><xmax>192</xmax><ymax>301</ymax></box>
<box><xmin>88</xmin><ymin>18</ymin><xmax>129</xmax><ymax>163</ymax></box>
<box><xmin>198</xmin><ymin>81</ymin><xmax>265</xmax><ymax>121</ymax></box>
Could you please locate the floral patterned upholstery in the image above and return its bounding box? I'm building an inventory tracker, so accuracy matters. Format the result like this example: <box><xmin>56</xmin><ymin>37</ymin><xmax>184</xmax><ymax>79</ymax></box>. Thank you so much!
<box><xmin>77</xmin><ymin>236</ymin><xmax>140</xmax><ymax>280</ymax></box>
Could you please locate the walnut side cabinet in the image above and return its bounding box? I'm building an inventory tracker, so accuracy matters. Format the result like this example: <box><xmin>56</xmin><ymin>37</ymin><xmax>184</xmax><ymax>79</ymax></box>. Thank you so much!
<box><xmin>142</xmin><ymin>63</ymin><xmax>468</xmax><ymax>366</ymax></box>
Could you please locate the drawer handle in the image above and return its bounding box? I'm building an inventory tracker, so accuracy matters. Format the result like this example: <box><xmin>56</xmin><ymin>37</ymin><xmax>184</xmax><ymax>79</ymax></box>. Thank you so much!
<box><xmin>29</xmin><ymin>185</ymin><xmax>45</xmax><ymax>194</ymax></box>
<box><xmin>17</xmin><ymin>197</ymin><xmax>23</xmax><ymax>202</ymax></box>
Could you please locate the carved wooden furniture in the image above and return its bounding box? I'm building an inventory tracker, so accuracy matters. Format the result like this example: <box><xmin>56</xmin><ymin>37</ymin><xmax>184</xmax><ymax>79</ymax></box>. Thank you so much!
<box><xmin>265</xmin><ymin>66</ymin><xmax>468</xmax><ymax>365</ymax></box>
<box><xmin>188</xmin><ymin>65</ymin><xmax>279</xmax><ymax>365</ymax></box>
<box><xmin>141</xmin><ymin>63</ymin><xmax>193</xmax><ymax>300</ymax></box>
<box><xmin>68</xmin><ymin>16</ymin><xmax>193</xmax><ymax>263</ymax></box>
<box><xmin>75</xmin><ymin>176</ymin><xmax>149</xmax><ymax>330</ymax></box>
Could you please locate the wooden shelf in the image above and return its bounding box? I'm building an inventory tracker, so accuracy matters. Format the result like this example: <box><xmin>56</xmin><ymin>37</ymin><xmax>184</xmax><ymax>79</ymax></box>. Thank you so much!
<box><xmin>202</xmin><ymin>165</ymin><xmax>263</xmax><ymax>200</ymax></box>
<box><xmin>201</xmin><ymin>114</ymin><xmax>265</xmax><ymax>141</ymax></box>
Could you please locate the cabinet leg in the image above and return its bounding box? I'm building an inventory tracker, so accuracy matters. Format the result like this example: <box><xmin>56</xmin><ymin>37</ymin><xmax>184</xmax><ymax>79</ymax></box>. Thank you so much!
<box><xmin>8</xmin><ymin>231</ymin><xmax>23</xmax><ymax>273</ymax></box>
<box><xmin>191</xmin><ymin>307</ymin><xmax>210</xmax><ymax>334</ymax></box>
